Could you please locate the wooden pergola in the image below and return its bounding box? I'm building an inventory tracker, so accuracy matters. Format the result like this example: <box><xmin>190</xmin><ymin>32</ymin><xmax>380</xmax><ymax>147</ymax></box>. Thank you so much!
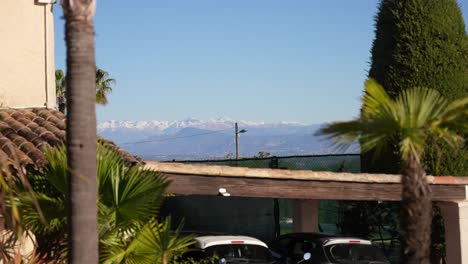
<box><xmin>144</xmin><ymin>161</ymin><xmax>468</xmax><ymax>201</ymax></box>
<box><xmin>144</xmin><ymin>161</ymin><xmax>468</xmax><ymax>263</ymax></box>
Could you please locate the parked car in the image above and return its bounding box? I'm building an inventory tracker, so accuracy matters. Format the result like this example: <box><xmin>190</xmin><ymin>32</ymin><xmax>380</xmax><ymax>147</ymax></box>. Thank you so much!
<box><xmin>267</xmin><ymin>233</ymin><xmax>390</xmax><ymax>264</ymax></box>
<box><xmin>182</xmin><ymin>235</ymin><xmax>278</xmax><ymax>264</ymax></box>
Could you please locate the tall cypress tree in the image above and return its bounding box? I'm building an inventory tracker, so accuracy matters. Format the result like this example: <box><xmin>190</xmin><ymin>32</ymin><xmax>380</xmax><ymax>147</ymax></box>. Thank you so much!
<box><xmin>364</xmin><ymin>0</ymin><xmax>468</xmax><ymax>175</ymax></box>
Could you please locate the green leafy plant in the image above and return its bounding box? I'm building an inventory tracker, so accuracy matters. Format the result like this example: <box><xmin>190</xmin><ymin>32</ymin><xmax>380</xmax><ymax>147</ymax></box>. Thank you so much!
<box><xmin>16</xmin><ymin>145</ymin><xmax>180</xmax><ymax>263</ymax></box>
<box><xmin>102</xmin><ymin>217</ymin><xmax>195</xmax><ymax>264</ymax></box>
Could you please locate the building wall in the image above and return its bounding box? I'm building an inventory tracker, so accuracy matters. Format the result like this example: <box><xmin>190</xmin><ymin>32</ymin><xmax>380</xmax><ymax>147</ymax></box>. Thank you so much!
<box><xmin>0</xmin><ymin>0</ymin><xmax>55</xmax><ymax>109</ymax></box>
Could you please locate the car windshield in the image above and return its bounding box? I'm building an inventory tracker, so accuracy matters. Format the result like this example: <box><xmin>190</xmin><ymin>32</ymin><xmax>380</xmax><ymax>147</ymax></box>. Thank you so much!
<box><xmin>324</xmin><ymin>243</ymin><xmax>389</xmax><ymax>264</ymax></box>
<box><xmin>205</xmin><ymin>244</ymin><xmax>274</xmax><ymax>263</ymax></box>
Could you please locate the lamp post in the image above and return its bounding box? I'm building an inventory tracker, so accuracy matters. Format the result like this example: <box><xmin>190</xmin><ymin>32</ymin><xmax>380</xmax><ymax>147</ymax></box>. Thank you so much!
<box><xmin>235</xmin><ymin>122</ymin><xmax>247</xmax><ymax>160</ymax></box>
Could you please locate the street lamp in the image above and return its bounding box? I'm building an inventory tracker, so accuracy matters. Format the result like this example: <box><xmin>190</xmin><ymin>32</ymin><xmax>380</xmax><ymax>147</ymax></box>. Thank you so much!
<box><xmin>235</xmin><ymin>122</ymin><xmax>247</xmax><ymax>160</ymax></box>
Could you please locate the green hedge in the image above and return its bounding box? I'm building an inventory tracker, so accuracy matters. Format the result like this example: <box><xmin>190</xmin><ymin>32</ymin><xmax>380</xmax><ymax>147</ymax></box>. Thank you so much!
<box><xmin>364</xmin><ymin>0</ymin><xmax>468</xmax><ymax>176</ymax></box>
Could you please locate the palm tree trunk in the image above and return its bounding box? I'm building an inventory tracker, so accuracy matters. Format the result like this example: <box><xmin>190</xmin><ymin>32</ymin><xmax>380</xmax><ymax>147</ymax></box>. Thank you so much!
<box><xmin>400</xmin><ymin>153</ymin><xmax>432</xmax><ymax>264</ymax></box>
<box><xmin>62</xmin><ymin>1</ymin><xmax>98</xmax><ymax>263</ymax></box>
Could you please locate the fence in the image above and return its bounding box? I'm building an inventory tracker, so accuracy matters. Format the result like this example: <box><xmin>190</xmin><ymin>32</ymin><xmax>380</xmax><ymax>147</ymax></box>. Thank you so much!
<box><xmin>181</xmin><ymin>153</ymin><xmax>361</xmax><ymax>172</ymax></box>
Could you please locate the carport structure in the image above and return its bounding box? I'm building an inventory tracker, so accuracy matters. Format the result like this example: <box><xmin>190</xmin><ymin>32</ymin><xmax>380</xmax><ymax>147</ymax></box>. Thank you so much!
<box><xmin>144</xmin><ymin>161</ymin><xmax>468</xmax><ymax>264</ymax></box>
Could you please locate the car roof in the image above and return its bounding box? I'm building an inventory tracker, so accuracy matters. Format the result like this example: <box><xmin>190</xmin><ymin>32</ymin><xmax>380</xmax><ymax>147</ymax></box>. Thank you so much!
<box><xmin>194</xmin><ymin>235</ymin><xmax>268</xmax><ymax>249</ymax></box>
<box><xmin>270</xmin><ymin>233</ymin><xmax>374</xmax><ymax>245</ymax></box>
<box><xmin>322</xmin><ymin>238</ymin><xmax>372</xmax><ymax>246</ymax></box>
<box><xmin>180</xmin><ymin>230</ymin><xmax>228</xmax><ymax>237</ymax></box>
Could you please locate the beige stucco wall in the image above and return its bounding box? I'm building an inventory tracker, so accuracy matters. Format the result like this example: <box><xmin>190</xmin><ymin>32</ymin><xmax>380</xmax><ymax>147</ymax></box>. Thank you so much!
<box><xmin>0</xmin><ymin>0</ymin><xmax>55</xmax><ymax>109</ymax></box>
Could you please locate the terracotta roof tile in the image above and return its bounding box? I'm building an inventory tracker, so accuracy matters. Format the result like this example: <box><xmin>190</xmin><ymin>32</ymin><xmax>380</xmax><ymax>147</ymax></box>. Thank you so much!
<box><xmin>0</xmin><ymin>108</ymin><xmax>141</xmax><ymax>170</ymax></box>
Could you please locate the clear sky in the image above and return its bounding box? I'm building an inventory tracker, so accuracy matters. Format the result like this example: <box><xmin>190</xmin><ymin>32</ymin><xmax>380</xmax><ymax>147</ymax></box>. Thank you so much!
<box><xmin>53</xmin><ymin>1</ymin><xmax>468</xmax><ymax>124</ymax></box>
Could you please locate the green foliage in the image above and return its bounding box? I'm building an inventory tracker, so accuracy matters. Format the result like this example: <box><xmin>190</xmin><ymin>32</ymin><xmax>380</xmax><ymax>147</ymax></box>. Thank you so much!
<box><xmin>366</xmin><ymin>0</ymin><xmax>468</xmax><ymax>175</ymax></box>
<box><xmin>100</xmin><ymin>217</ymin><xmax>195</xmax><ymax>264</ymax></box>
<box><xmin>369</xmin><ymin>0</ymin><xmax>467</xmax><ymax>99</ymax></box>
<box><xmin>55</xmin><ymin>67</ymin><xmax>115</xmax><ymax>111</ymax></box>
<box><xmin>173</xmin><ymin>255</ymin><xmax>219</xmax><ymax>264</ymax></box>
<box><xmin>430</xmin><ymin>205</ymin><xmax>446</xmax><ymax>263</ymax></box>
<box><xmin>16</xmin><ymin>145</ymin><xmax>185</xmax><ymax>263</ymax></box>
<box><xmin>337</xmin><ymin>201</ymin><xmax>399</xmax><ymax>257</ymax></box>
<box><xmin>95</xmin><ymin>69</ymin><xmax>115</xmax><ymax>105</ymax></box>
<box><xmin>55</xmin><ymin>69</ymin><xmax>66</xmax><ymax>97</ymax></box>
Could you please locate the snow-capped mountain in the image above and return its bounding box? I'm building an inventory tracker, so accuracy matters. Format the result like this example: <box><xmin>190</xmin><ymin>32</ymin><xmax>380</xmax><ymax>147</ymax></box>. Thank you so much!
<box><xmin>98</xmin><ymin>117</ymin><xmax>304</xmax><ymax>134</ymax></box>
<box><xmin>98</xmin><ymin>118</ymin><xmax>359</xmax><ymax>160</ymax></box>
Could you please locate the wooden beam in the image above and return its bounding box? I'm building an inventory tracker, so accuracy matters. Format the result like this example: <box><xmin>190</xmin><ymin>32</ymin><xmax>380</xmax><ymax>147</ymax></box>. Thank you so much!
<box><xmin>165</xmin><ymin>173</ymin><xmax>467</xmax><ymax>202</ymax></box>
<box><xmin>144</xmin><ymin>161</ymin><xmax>407</xmax><ymax>183</ymax></box>
<box><xmin>145</xmin><ymin>161</ymin><xmax>468</xmax><ymax>185</ymax></box>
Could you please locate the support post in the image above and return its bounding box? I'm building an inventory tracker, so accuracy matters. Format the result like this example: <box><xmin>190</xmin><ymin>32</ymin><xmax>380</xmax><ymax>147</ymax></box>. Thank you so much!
<box><xmin>291</xmin><ymin>199</ymin><xmax>320</xmax><ymax>232</ymax></box>
<box><xmin>235</xmin><ymin>122</ymin><xmax>239</xmax><ymax>160</ymax></box>
<box><xmin>439</xmin><ymin>200</ymin><xmax>468</xmax><ymax>264</ymax></box>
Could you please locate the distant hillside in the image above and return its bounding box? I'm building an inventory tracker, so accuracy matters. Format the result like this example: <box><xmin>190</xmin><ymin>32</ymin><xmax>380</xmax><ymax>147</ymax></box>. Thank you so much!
<box><xmin>98</xmin><ymin>118</ymin><xmax>359</xmax><ymax>160</ymax></box>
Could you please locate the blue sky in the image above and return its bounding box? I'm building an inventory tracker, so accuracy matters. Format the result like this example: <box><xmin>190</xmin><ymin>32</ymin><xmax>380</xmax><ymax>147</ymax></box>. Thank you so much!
<box><xmin>53</xmin><ymin>1</ymin><xmax>468</xmax><ymax>124</ymax></box>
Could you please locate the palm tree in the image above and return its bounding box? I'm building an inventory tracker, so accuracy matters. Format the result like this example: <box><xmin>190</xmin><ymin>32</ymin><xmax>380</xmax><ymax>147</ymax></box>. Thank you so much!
<box><xmin>18</xmin><ymin>145</ymin><xmax>170</xmax><ymax>262</ymax></box>
<box><xmin>55</xmin><ymin>69</ymin><xmax>67</xmax><ymax>113</ymax></box>
<box><xmin>61</xmin><ymin>0</ymin><xmax>98</xmax><ymax>262</ymax></box>
<box><xmin>95</xmin><ymin>68</ymin><xmax>115</xmax><ymax>105</ymax></box>
<box><xmin>55</xmin><ymin>68</ymin><xmax>115</xmax><ymax>112</ymax></box>
<box><xmin>318</xmin><ymin>79</ymin><xmax>468</xmax><ymax>263</ymax></box>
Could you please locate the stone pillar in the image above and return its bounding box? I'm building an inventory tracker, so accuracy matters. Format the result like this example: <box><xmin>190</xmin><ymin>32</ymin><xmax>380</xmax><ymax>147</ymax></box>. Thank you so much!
<box><xmin>291</xmin><ymin>199</ymin><xmax>320</xmax><ymax>232</ymax></box>
<box><xmin>439</xmin><ymin>200</ymin><xmax>468</xmax><ymax>264</ymax></box>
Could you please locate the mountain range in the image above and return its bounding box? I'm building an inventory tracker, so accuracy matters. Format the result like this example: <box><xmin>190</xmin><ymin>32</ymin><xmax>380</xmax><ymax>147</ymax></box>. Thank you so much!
<box><xmin>98</xmin><ymin>118</ymin><xmax>359</xmax><ymax>161</ymax></box>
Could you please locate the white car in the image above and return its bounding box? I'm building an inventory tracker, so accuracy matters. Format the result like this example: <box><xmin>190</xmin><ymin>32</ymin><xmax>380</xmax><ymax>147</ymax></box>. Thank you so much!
<box><xmin>182</xmin><ymin>235</ymin><xmax>277</xmax><ymax>264</ymax></box>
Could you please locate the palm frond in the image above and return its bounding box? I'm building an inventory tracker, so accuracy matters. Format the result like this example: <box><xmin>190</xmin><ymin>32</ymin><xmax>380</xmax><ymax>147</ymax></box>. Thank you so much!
<box><xmin>430</xmin><ymin>126</ymin><xmax>464</xmax><ymax>149</ymax></box>
<box><xmin>17</xmin><ymin>193</ymin><xmax>66</xmax><ymax>235</ymax></box>
<box><xmin>104</xmin><ymin>167</ymin><xmax>169</xmax><ymax>229</ymax></box>
<box><xmin>318</xmin><ymin>79</ymin><xmax>400</xmax><ymax>154</ymax></box>
<box><xmin>19</xmin><ymin>144</ymin><xmax>170</xmax><ymax>260</ymax></box>
<box><xmin>95</xmin><ymin>68</ymin><xmax>115</xmax><ymax>105</ymax></box>
<box><xmin>96</xmin><ymin>146</ymin><xmax>127</xmax><ymax>192</ymax></box>
<box><xmin>127</xmin><ymin>217</ymin><xmax>195</xmax><ymax>264</ymax></box>
<box><xmin>438</xmin><ymin>96</ymin><xmax>468</xmax><ymax>131</ymax></box>
<box><xmin>393</xmin><ymin>87</ymin><xmax>460</xmax><ymax>160</ymax></box>
<box><xmin>361</xmin><ymin>78</ymin><xmax>394</xmax><ymax>119</ymax></box>
<box><xmin>316</xmin><ymin>121</ymin><xmax>362</xmax><ymax>153</ymax></box>
<box><xmin>42</xmin><ymin>146</ymin><xmax>68</xmax><ymax>196</ymax></box>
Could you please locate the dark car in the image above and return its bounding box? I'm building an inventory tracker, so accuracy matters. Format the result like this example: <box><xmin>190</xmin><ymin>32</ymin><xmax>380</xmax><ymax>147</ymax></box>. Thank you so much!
<box><xmin>267</xmin><ymin>233</ymin><xmax>390</xmax><ymax>264</ymax></box>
